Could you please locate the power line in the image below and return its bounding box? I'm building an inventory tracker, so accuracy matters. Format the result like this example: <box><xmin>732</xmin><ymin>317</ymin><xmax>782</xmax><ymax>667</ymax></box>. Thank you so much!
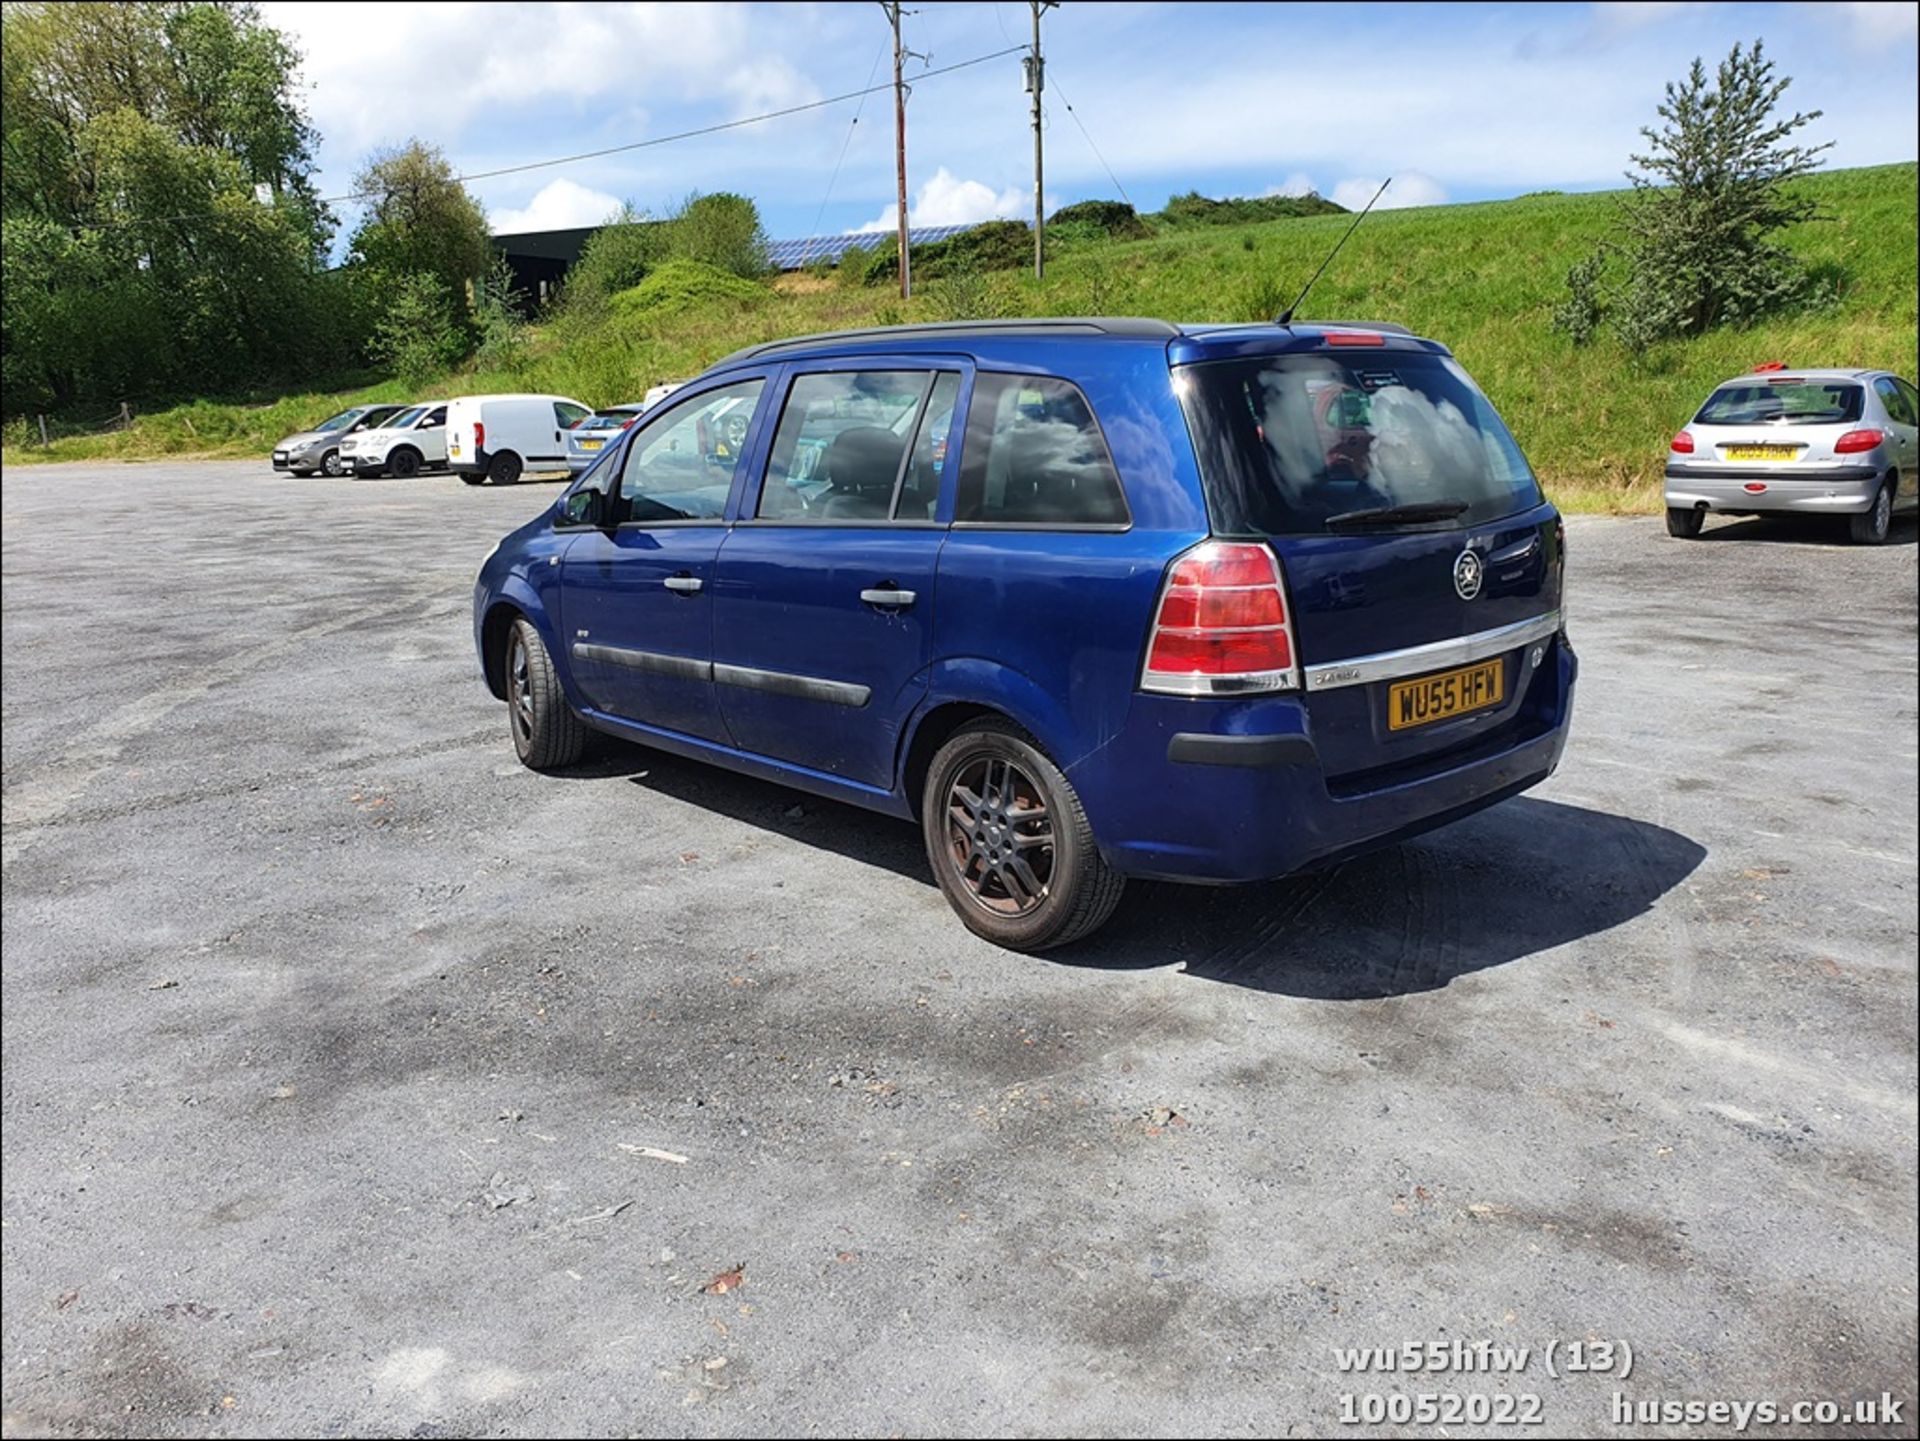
<box><xmin>1046</xmin><ymin>69</ymin><xmax>1133</xmax><ymax>211</ymax></box>
<box><xmin>71</xmin><ymin>43</ymin><xmax>1030</xmax><ymax>232</ymax></box>
<box><xmin>797</xmin><ymin>44</ymin><xmax>890</xmax><ymax>264</ymax></box>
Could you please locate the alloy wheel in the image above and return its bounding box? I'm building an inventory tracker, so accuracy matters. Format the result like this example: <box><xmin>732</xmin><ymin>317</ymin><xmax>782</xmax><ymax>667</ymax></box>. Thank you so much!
<box><xmin>944</xmin><ymin>755</ymin><xmax>1055</xmax><ymax>916</ymax></box>
<box><xmin>508</xmin><ymin>636</ymin><xmax>535</xmax><ymax>748</ymax></box>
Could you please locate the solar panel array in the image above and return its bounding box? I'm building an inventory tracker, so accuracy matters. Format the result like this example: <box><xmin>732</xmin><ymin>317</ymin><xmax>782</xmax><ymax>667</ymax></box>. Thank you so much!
<box><xmin>765</xmin><ymin>223</ymin><xmax>980</xmax><ymax>271</ymax></box>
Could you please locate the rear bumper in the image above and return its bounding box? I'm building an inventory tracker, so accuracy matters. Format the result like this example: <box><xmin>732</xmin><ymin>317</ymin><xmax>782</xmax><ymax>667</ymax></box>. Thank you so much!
<box><xmin>1665</xmin><ymin>462</ymin><xmax>1883</xmax><ymax>514</ymax></box>
<box><xmin>1070</xmin><ymin>632</ymin><xmax>1576</xmax><ymax>883</ymax></box>
<box><xmin>450</xmin><ymin>447</ymin><xmax>488</xmax><ymax>477</ymax></box>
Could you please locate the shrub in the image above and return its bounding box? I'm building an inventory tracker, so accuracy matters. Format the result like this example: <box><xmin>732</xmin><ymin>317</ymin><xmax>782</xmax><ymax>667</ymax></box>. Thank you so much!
<box><xmin>664</xmin><ymin>192</ymin><xmax>770</xmax><ymax>279</ymax></box>
<box><xmin>863</xmin><ymin>220</ymin><xmax>1033</xmax><ymax>285</ymax></box>
<box><xmin>1048</xmin><ymin>199</ymin><xmax>1149</xmax><ymax>239</ymax></box>
<box><xmin>370</xmin><ymin>271</ymin><xmax>466</xmax><ymax>386</ymax></box>
<box><xmin>1154</xmin><ymin>190</ymin><xmax>1346</xmax><ymax>228</ymax></box>
<box><xmin>610</xmin><ymin>258</ymin><xmax>767</xmax><ymax>316</ymax></box>
<box><xmin>568</xmin><ymin>204</ymin><xmax>666</xmax><ymax>305</ymax></box>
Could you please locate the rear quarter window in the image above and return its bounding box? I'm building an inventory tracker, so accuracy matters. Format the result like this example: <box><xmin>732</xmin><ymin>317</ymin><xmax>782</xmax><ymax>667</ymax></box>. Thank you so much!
<box><xmin>954</xmin><ymin>373</ymin><xmax>1128</xmax><ymax>527</ymax></box>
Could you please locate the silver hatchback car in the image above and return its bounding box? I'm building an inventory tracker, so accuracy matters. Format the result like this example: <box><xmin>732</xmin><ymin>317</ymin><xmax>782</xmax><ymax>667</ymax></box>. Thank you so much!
<box><xmin>1665</xmin><ymin>366</ymin><xmax>1920</xmax><ymax>544</ymax></box>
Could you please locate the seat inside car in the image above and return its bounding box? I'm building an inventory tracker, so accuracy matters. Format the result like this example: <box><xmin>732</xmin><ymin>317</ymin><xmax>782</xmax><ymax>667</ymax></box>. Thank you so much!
<box><xmin>818</xmin><ymin>426</ymin><xmax>905</xmax><ymax>519</ymax></box>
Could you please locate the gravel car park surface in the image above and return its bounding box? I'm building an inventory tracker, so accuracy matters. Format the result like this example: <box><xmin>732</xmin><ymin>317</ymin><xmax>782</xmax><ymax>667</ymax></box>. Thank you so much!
<box><xmin>3</xmin><ymin>460</ymin><xmax>1915</xmax><ymax>1438</ymax></box>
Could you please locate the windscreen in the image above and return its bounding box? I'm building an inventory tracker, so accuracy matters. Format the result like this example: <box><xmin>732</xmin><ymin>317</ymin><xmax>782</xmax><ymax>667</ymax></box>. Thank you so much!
<box><xmin>314</xmin><ymin>409</ymin><xmax>361</xmax><ymax>432</ymax></box>
<box><xmin>1694</xmin><ymin>380</ymin><xmax>1863</xmax><ymax>426</ymax></box>
<box><xmin>384</xmin><ymin>406</ymin><xmax>425</xmax><ymax>430</ymax></box>
<box><xmin>1178</xmin><ymin>351</ymin><xmax>1542</xmax><ymax>534</ymax></box>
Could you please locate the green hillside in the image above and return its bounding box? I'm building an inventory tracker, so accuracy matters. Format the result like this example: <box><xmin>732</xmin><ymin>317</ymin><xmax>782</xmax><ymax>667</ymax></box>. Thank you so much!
<box><xmin>8</xmin><ymin>163</ymin><xmax>1915</xmax><ymax>512</ymax></box>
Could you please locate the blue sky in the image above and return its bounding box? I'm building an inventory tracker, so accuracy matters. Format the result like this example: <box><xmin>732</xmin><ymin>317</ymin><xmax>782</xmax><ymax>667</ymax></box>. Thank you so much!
<box><xmin>260</xmin><ymin>1</ymin><xmax>1919</xmax><ymax>244</ymax></box>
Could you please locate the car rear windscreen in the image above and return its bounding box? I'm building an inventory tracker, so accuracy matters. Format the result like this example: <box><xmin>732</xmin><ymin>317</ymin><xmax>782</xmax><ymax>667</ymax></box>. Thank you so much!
<box><xmin>1693</xmin><ymin>380</ymin><xmax>1863</xmax><ymax>426</ymax></box>
<box><xmin>1177</xmin><ymin>351</ymin><xmax>1542</xmax><ymax>535</ymax></box>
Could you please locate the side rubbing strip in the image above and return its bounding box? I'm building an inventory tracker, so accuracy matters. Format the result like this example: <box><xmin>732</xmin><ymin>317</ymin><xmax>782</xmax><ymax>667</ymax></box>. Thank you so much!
<box><xmin>572</xmin><ymin>643</ymin><xmax>711</xmax><ymax>682</ymax></box>
<box><xmin>712</xmin><ymin>663</ymin><xmax>870</xmax><ymax>708</ymax></box>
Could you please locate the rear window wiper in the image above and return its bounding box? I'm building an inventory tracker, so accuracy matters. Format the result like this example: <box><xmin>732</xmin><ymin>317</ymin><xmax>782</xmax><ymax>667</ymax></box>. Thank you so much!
<box><xmin>1323</xmin><ymin>500</ymin><xmax>1470</xmax><ymax>530</ymax></box>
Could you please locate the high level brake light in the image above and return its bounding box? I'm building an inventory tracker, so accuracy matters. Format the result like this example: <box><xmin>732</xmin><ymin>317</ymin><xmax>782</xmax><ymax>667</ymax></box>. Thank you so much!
<box><xmin>1324</xmin><ymin>331</ymin><xmax>1386</xmax><ymax>347</ymax></box>
<box><xmin>1140</xmin><ymin>541</ymin><xmax>1299</xmax><ymax>695</ymax></box>
<box><xmin>1835</xmin><ymin>429</ymin><xmax>1885</xmax><ymax>454</ymax></box>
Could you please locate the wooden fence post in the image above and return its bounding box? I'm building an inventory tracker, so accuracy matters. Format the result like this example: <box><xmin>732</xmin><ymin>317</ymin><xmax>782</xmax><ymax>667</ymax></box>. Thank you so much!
<box><xmin>38</xmin><ymin>414</ymin><xmax>50</xmax><ymax>447</ymax></box>
<box><xmin>118</xmin><ymin>401</ymin><xmax>132</xmax><ymax>429</ymax></box>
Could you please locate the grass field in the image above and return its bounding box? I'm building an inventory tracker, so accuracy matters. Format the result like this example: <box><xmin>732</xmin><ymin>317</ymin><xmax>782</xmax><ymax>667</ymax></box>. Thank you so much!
<box><xmin>7</xmin><ymin>163</ymin><xmax>1914</xmax><ymax>512</ymax></box>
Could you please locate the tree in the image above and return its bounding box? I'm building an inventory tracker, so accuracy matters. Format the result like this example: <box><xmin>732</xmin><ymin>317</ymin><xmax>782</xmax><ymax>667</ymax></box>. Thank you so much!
<box><xmin>565</xmin><ymin>203</ymin><xmax>667</xmax><ymax>308</ymax></box>
<box><xmin>0</xmin><ymin>1</ymin><xmax>338</xmax><ymax>413</ymax></box>
<box><xmin>664</xmin><ymin>192</ymin><xmax>769</xmax><ymax>279</ymax></box>
<box><xmin>1554</xmin><ymin>40</ymin><xmax>1831</xmax><ymax>350</ymax></box>
<box><xmin>370</xmin><ymin>272</ymin><xmax>466</xmax><ymax>387</ymax></box>
<box><xmin>348</xmin><ymin>141</ymin><xmax>493</xmax><ymax>323</ymax></box>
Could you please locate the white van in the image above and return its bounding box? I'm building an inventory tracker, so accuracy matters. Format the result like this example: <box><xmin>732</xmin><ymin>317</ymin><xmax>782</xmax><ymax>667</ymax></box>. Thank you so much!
<box><xmin>447</xmin><ymin>393</ymin><xmax>592</xmax><ymax>485</ymax></box>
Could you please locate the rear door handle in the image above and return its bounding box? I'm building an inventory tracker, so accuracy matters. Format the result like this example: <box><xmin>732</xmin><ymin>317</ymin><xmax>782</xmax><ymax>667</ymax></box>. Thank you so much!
<box><xmin>664</xmin><ymin>575</ymin><xmax>704</xmax><ymax>594</ymax></box>
<box><xmin>860</xmin><ymin>586</ymin><xmax>916</xmax><ymax>608</ymax></box>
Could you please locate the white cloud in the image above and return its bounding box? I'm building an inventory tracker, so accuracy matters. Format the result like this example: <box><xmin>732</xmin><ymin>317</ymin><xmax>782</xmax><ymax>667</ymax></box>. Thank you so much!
<box><xmin>1264</xmin><ymin>173</ymin><xmax>1320</xmax><ymax>199</ymax></box>
<box><xmin>1331</xmin><ymin>171</ymin><xmax>1448</xmax><ymax>211</ymax></box>
<box><xmin>1837</xmin><ymin>0</ymin><xmax>1918</xmax><ymax>46</ymax></box>
<box><xmin>856</xmin><ymin>167</ymin><xmax>1028</xmax><ymax>233</ymax></box>
<box><xmin>490</xmin><ymin>177</ymin><xmax>624</xmax><ymax>235</ymax></box>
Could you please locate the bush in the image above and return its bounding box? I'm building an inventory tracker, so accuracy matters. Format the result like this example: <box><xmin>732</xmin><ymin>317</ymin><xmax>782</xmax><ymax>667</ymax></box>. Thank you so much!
<box><xmin>664</xmin><ymin>192</ymin><xmax>769</xmax><ymax>279</ymax></box>
<box><xmin>610</xmin><ymin>259</ymin><xmax>767</xmax><ymax>317</ymax></box>
<box><xmin>472</xmin><ymin>255</ymin><xmax>528</xmax><ymax>372</ymax></box>
<box><xmin>567</xmin><ymin>205</ymin><xmax>666</xmax><ymax>306</ymax></box>
<box><xmin>1551</xmin><ymin>252</ymin><xmax>1606</xmax><ymax>347</ymax></box>
<box><xmin>1048</xmin><ymin>199</ymin><xmax>1149</xmax><ymax>239</ymax></box>
<box><xmin>835</xmin><ymin>239</ymin><xmax>893</xmax><ymax>288</ymax></box>
<box><xmin>1154</xmin><ymin>190</ymin><xmax>1346</xmax><ymax>228</ymax></box>
<box><xmin>370</xmin><ymin>272</ymin><xmax>466</xmax><ymax>386</ymax></box>
<box><xmin>863</xmin><ymin>220</ymin><xmax>1033</xmax><ymax>285</ymax></box>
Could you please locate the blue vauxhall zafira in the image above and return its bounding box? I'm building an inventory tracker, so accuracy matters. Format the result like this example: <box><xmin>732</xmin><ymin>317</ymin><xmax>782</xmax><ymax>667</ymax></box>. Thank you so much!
<box><xmin>474</xmin><ymin>318</ymin><xmax>1576</xmax><ymax>950</ymax></box>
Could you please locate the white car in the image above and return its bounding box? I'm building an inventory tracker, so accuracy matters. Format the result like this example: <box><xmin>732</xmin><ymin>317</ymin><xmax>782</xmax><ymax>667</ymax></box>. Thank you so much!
<box><xmin>447</xmin><ymin>393</ymin><xmax>592</xmax><ymax>485</ymax></box>
<box><xmin>340</xmin><ymin>402</ymin><xmax>449</xmax><ymax>479</ymax></box>
<box><xmin>1665</xmin><ymin>365</ymin><xmax>1919</xmax><ymax>544</ymax></box>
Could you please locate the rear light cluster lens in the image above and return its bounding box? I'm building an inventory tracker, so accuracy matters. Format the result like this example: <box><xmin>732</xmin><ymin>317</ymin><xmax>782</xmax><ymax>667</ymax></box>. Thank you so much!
<box><xmin>1141</xmin><ymin>541</ymin><xmax>1299</xmax><ymax>695</ymax></box>
<box><xmin>474</xmin><ymin>421</ymin><xmax>485</xmax><ymax>450</ymax></box>
<box><xmin>1669</xmin><ymin>431</ymin><xmax>1695</xmax><ymax>454</ymax></box>
<box><xmin>1834</xmin><ymin>428</ymin><xmax>1885</xmax><ymax>454</ymax></box>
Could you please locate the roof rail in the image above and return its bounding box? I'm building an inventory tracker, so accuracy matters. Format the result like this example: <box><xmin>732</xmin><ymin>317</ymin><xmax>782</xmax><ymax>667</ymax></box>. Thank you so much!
<box><xmin>711</xmin><ymin>316</ymin><xmax>1182</xmax><ymax>368</ymax></box>
<box><xmin>1300</xmin><ymin>319</ymin><xmax>1415</xmax><ymax>336</ymax></box>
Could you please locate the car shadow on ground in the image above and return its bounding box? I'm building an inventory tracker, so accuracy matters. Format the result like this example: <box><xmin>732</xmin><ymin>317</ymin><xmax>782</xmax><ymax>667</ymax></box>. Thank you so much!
<box><xmin>1699</xmin><ymin>513</ymin><xmax>1917</xmax><ymax>547</ymax></box>
<box><xmin>592</xmin><ymin>745</ymin><xmax>1706</xmax><ymax>1001</ymax></box>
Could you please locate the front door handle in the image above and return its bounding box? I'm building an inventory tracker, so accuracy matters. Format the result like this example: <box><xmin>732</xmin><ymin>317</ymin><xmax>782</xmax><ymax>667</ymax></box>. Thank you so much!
<box><xmin>664</xmin><ymin>575</ymin><xmax>704</xmax><ymax>594</ymax></box>
<box><xmin>860</xmin><ymin>586</ymin><xmax>916</xmax><ymax>608</ymax></box>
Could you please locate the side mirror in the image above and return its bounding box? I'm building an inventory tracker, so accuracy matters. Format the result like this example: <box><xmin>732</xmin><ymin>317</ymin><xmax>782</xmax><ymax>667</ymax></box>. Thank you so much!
<box><xmin>561</xmin><ymin>488</ymin><xmax>608</xmax><ymax>527</ymax></box>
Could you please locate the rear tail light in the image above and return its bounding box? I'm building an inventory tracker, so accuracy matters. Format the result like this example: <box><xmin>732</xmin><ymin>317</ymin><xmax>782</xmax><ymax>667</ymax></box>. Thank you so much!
<box><xmin>1669</xmin><ymin>430</ymin><xmax>1695</xmax><ymax>454</ymax></box>
<box><xmin>474</xmin><ymin>420</ymin><xmax>486</xmax><ymax>451</ymax></box>
<box><xmin>1141</xmin><ymin>541</ymin><xmax>1298</xmax><ymax>695</ymax></box>
<box><xmin>1835</xmin><ymin>428</ymin><xmax>1884</xmax><ymax>454</ymax></box>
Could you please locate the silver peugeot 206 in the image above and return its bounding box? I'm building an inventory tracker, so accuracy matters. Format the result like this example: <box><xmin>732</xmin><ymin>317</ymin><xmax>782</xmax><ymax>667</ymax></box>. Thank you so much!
<box><xmin>1664</xmin><ymin>364</ymin><xmax>1920</xmax><ymax>544</ymax></box>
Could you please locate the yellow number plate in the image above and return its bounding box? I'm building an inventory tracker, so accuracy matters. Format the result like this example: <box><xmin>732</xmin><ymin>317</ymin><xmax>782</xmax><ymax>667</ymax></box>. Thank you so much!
<box><xmin>579</xmin><ymin>438</ymin><xmax>603</xmax><ymax>450</ymax></box>
<box><xmin>1724</xmin><ymin>445</ymin><xmax>1796</xmax><ymax>461</ymax></box>
<box><xmin>450</xmin><ymin>443</ymin><xmax>462</xmax><ymax>457</ymax></box>
<box><xmin>1388</xmin><ymin>658</ymin><xmax>1505</xmax><ymax>731</ymax></box>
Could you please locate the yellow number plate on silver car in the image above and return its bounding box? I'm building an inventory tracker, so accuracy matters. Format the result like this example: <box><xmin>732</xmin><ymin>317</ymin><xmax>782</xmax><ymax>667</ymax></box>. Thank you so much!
<box><xmin>1388</xmin><ymin>659</ymin><xmax>1505</xmax><ymax>731</ymax></box>
<box><xmin>1724</xmin><ymin>445</ymin><xmax>1797</xmax><ymax>461</ymax></box>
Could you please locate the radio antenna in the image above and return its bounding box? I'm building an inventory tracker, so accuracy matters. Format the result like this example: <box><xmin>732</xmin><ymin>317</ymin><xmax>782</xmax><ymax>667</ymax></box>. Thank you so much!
<box><xmin>1275</xmin><ymin>176</ymin><xmax>1391</xmax><ymax>326</ymax></box>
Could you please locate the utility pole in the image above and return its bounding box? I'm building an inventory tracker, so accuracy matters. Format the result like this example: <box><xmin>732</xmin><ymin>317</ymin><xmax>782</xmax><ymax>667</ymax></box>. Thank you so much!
<box><xmin>1026</xmin><ymin>1</ymin><xmax>1057</xmax><ymax>280</ymax></box>
<box><xmin>882</xmin><ymin>1</ymin><xmax>912</xmax><ymax>300</ymax></box>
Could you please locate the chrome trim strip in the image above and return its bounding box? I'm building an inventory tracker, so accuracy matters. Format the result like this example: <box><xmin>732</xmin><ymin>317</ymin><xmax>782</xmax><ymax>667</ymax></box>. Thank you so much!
<box><xmin>572</xmin><ymin>643</ymin><xmax>710</xmax><ymax>682</ymax></box>
<box><xmin>1304</xmin><ymin>611</ymin><xmax>1561</xmax><ymax>691</ymax></box>
<box><xmin>712</xmin><ymin>662</ymin><xmax>870</xmax><ymax>708</ymax></box>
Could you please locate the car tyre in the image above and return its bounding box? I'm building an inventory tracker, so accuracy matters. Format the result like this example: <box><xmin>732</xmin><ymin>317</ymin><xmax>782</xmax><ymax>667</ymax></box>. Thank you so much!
<box><xmin>487</xmin><ymin>451</ymin><xmax>524</xmax><ymax>485</ymax></box>
<box><xmin>1666</xmin><ymin>506</ymin><xmax>1704</xmax><ymax>539</ymax></box>
<box><xmin>1848</xmin><ymin>481</ymin><xmax>1894</xmax><ymax>546</ymax></box>
<box><xmin>289</xmin><ymin>468</ymin><xmax>314</xmax><ymax>478</ymax></box>
<box><xmin>504</xmin><ymin>618</ymin><xmax>586</xmax><ymax>770</ymax></box>
<box><xmin>388</xmin><ymin>447</ymin><xmax>422</xmax><ymax>480</ymax></box>
<box><xmin>459</xmin><ymin>472</ymin><xmax>486</xmax><ymax>487</ymax></box>
<box><xmin>321</xmin><ymin>449</ymin><xmax>344</xmax><ymax>477</ymax></box>
<box><xmin>921</xmin><ymin>719</ymin><xmax>1125</xmax><ymax>952</ymax></box>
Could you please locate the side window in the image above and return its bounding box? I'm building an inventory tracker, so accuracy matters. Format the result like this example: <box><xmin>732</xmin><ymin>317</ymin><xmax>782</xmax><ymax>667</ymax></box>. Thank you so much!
<box><xmin>1896</xmin><ymin>379</ymin><xmax>1920</xmax><ymax>425</ymax></box>
<box><xmin>1874</xmin><ymin>376</ymin><xmax>1915</xmax><ymax>427</ymax></box>
<box><xmin>616</xmin><ymin>379</ymin><xmax>765</xmax><ymax>524</ymax></box>
<box><xmin>896</xmin><ymin>372</ymin><xmax>962</xmax><ymax>521</ymax></box>
<box><xmin>554</xmin><ymin>401</ymin><xmax>590</xmax><ymax>430</ymax></box>
<box><xmin>419</xmin><ymin>406</ymin><xmax>446</xmax><ymax>429</ymax></box>
<box><xmin>953</xmin><ymin>373</ymin><xmax>1128</xmax><ymax>526</ymax></box>
<box><xmin>756</xmin><ymin>371</ymin><xmax>939</xmax><ymax>522</ymax></box>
